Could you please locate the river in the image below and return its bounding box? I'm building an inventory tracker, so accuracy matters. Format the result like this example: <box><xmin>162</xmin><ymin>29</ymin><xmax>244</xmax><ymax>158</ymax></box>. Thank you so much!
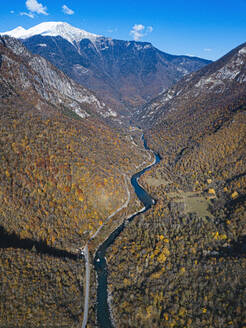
<box><xmin>93</xmin><ymin>136</ymin><xmax>161</xmax><ymax>328</ymax></box>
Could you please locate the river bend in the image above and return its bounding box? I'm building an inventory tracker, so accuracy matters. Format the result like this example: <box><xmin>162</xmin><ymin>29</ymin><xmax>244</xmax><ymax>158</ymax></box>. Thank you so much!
<box><xmin>94</xmin><ymin>136</ymin><xmax>160</xmax><ymax>327</ymax></box>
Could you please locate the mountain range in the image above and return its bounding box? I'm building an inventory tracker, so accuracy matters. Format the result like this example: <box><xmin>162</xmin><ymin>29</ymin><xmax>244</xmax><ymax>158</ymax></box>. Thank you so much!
<box><xmin>136</xmin><ymin>42</ymin><xmax>246</xmax><ymax>129</ymax></box>
<box><xmin>0</xmin><ymin>33</ymin><xmax>148</xmax><ymax>249</ymax></box>
<box><xmin>108</xmin><ymin>42</ymin><xmax>246</xmax><ymax>328</ymax></box>
<box><xmin>0</xmin><ymin>21</ymin><xmax>245</xmax><ymax>328</ymax></box>
<box><xmin>1</xmin><ymin>22</ymin><xmax>211</xmax><ymax>117</ymax></box>
<box><xmin>0</xmin><ymin>34</ymin><xmax>120</xmax><ymax>123</ymax></box>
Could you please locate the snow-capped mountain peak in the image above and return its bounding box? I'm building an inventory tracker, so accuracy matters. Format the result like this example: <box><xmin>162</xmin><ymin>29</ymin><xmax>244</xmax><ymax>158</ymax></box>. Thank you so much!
<box><xmin>1</xmin><ymin>22</ymin><xmax>100</xmax><ymax>44</ymax></box>
<box><xmin>4</xmin><ymin>26</ymin><xmax>27</xmax><ymax>38</ymax></box>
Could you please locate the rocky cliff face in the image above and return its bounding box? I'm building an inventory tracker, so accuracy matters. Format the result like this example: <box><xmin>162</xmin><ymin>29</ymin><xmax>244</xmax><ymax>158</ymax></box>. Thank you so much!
<box><xmin>0</xmin><ymin>34</ymin><xmax>149</xmax><ymax>328</ymax></box>
<box><xmin>0</xmin><ymin>35</ymin><xmax>118</xmax><ymax>121</ymax></box>
<box><xmin>105</xmin><ymin>42</ymin><xmax>246</xmax><ymax>328</ymax></box>
<box><xmin>136</xmin><ymin>42</ymin><xmax>246</xmax><ymax>128</ymax></box>
<box><xmin>21</xmin><ymin>33</ymin><xmax>210</xmax><ymax>115</ymax></box>
<box><xmin>136</xmin><ymin>42</ymin><xmax>246</xmax><ymax>200</ymax></box>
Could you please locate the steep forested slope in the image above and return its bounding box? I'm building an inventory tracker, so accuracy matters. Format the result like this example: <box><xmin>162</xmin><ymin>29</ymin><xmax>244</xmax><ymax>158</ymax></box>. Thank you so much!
<box><xmin>106</xmin><ymin>43</ymin><xmax>246</xmax><ymax>328</ymax></box>
<box><xmin>0</xmin><ymin>37</ymin><xmax>147</xmax><ymax>327</ymax></box>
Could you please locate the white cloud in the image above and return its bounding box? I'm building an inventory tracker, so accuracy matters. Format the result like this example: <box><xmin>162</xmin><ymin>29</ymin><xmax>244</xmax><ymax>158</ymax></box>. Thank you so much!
<box><xmin>26</xmin><ymin>0</ymin><xmax>48</xmax><ymax>15</ymax></box>
<box><xmin>204</xmin><ymin>48</ymin><xmax>212</xmax><ymax>52</ymax></box>
<box><xmin>130</xmin><ymin>24</ymin><xmax>153</xmax><ymax>41</ymax></box>
<box><xmin>62</xmin><ymin>4</ymin><xmax>74</xmax><ymax>15</ymax></box>
<box><xmin>20</xmin><ymin>11</ymin><xmax>35</xmax><ymax>18</ymax></box>
<box><xmin>10</xmin><ymin>10</ymin><xmax>15</xmax><ymax>14</ymax></box>
<box><xmin>130</xmin><ymin>24</ymin><xmax>145</xmax><ymax>41</ymax></box>
<box><xmin>133</xmin><ymin>24</ymin><xmax>145</xmax><ymax>32</ymax></box>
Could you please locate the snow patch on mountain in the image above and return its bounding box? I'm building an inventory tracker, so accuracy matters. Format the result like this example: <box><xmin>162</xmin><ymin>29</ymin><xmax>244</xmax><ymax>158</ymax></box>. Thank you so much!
<box><xmin>1</xmin><ymin>26</ymin><xmax>26</xmax><ymax>38</ymax></box>
<box><xmin>1</xmin><ymin>22</ymin><xmax>100</xmax><ymax>45</ymax></box>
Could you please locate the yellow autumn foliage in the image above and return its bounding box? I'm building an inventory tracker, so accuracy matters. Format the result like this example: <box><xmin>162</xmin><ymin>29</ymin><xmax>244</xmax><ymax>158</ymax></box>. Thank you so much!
<box><xmin>163</xmin><ymin>313</ymin><xmax>169</xmax><ymax>321</ymax></box>
<box><xmin>231</xmin><ymin>191</ymin><xmax>239</xmax><ymax>199</ymax></box>
<box><xmin>157</xmin><ymin>253</ymin><xmax>167</xmax><ymax>263</ymax></box>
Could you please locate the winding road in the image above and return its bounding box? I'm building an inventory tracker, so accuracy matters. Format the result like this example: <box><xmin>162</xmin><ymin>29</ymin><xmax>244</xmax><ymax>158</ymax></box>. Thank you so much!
<box><xmin>81</xmin><ymin>174</ymin><xmax>131</xmax><ymax>328</ymax></box>
<box><xmin>80</xmin><ymin>134</ymin><xmax>160</xmax><ymax>328</ymax></box>
<box><xmin>81</xmin><ymin>245</ymin><xmax>89</xmax><ymax>328</ymax></box>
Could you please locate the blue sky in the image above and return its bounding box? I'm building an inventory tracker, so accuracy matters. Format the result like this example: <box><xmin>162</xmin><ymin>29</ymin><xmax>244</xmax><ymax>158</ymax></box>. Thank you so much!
<box><xmin>0</xmin><ymin>0</ymin><xmax>245</xmax><ymax>60</ymax></box>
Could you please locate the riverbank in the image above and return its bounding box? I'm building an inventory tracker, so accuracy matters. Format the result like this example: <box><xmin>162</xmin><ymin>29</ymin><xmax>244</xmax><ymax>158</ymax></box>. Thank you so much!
<box><xmin>80</xmin><ymin>130</ymin><xmax>157</xmax><ymax>328</ymax></box>
<box><xmin>94</xmin><ymin>135</ymin><xmax>160</xmax><ymax>327</ymax></box>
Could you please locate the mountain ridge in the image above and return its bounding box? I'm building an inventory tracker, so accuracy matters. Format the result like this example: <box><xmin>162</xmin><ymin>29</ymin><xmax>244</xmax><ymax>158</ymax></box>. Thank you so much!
<box><xmin>0</xmin><ymin>27</ymin><xmax>245</xmax><ymax>328</ymax></box>
<box><xmin>1</xmin><ymin>21</ymin><xmax>100</xmax><ymax>44</ymax></box>
<box><xmin>0</xmin><ymin>35</ymin><xmax>120</xmax><ymax>122</ymax></box>
<box><xmin>2</xmin><ymin>21</ymin><xmax>211</xmax><ymax>116</ymax></box>
<box><xmin>0</xmin><ymin>34</ymin><xmax>149</xmax><ymax>328</ymax></box>
<box><xmin>136</xmin><ymin>41</ymin><xmax>246</xmax><ymax>129</ymax></box>
<box><xmin>106</xmin><ymin>41</ymin><xmax>246</xmax><ymax>328</ymax></box>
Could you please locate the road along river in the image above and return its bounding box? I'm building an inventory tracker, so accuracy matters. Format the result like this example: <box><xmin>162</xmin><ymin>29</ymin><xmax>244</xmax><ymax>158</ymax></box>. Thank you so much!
<box><xmin>94</xmin><ymin>136</ymin><xmax>161</xmax><ymax>327</ymax></box>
